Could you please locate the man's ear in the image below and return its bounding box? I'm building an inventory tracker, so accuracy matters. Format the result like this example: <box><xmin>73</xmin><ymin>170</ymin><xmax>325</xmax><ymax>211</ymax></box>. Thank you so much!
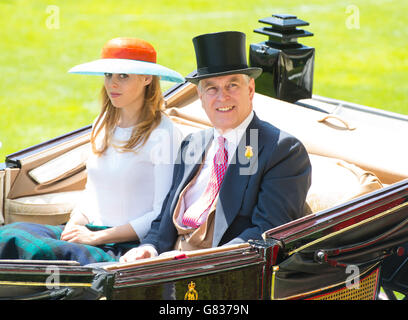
<box><xmin>196</xmin><ymin>82</ymin><xmax>202</xmax><ymax>99</ymax></box>
<box><xmin>248</xmin><ymin>77</ymin><xmax>255</xmax><ymax>100</ymax></box>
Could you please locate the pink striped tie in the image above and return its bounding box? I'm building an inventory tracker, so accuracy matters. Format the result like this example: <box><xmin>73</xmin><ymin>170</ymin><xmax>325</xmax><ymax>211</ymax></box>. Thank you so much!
<box><xmin>182</xmin><ymin>136</ymin><xmax>228</xmax><ymax>228</ymax></box>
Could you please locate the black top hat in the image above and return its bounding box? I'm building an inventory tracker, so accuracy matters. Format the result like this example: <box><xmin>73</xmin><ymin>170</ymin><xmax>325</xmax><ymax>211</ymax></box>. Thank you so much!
<box><xmin>185</xmin><ymin>31</ymin><xmax>262</xmax><ymax>84</ymax></box>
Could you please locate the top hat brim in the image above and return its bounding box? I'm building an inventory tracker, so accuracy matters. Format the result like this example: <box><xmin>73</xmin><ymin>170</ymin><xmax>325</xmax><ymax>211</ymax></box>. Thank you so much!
<box><xmin>185</xmin><ymin>67</ymin><xmax>262</xmax><ymax>85</ymax></box>
<box><xmin>68</xmin><ymin>58</ymin><xmax>185</xmax><ymax>83</ymax></box>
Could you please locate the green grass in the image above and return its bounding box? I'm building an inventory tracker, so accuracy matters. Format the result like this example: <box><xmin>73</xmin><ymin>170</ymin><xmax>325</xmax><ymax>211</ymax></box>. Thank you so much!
<box><xmin>0</xmin><ymin>0</ymin><xmax>407</xmax><ymax>161</ymax></box>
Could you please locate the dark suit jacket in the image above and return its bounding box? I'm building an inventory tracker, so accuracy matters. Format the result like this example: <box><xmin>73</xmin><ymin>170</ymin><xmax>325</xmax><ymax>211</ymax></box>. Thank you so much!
<box><xmin>142</xmin><ymin>112</ymin><xmax>312</xmax><ymax>253</ymax></box>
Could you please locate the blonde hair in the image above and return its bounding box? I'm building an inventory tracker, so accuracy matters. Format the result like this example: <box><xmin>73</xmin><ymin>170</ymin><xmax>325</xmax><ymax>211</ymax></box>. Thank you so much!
<box><xmin>91</xmin><ymin>75</ymin><xmax>164</xmax><ymax>155</ymax></box>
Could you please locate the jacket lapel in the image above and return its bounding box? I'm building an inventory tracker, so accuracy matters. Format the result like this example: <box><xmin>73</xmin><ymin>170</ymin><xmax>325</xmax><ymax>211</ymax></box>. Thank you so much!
<box><xmin>212</xmin><ymin>113</ymin><xmax>265</xmax><ymax>246</ymax></box>
<box><xmin>170</xmin><ymin>129</ymin><xmax>214</xmax><ymax>214</ymax></box>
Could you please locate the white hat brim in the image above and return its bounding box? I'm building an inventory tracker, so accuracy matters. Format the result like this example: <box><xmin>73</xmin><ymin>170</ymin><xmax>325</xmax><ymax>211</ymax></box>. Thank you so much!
<box><xmin>68</xmin><ymin>58</ymin><xmax>184</xmax><ymax>83</ymax></box>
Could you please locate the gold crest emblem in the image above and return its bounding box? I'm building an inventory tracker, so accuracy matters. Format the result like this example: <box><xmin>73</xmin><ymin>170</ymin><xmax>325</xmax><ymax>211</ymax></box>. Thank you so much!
<box><xmin>245</xmin><ymin>146</ymin><xmax>254</xmax><ymax>159</ymax></box>
<box><xmin>184</xmin><ymin>281</ymin><xmax>198</xmax><ymax>300</ymax></box>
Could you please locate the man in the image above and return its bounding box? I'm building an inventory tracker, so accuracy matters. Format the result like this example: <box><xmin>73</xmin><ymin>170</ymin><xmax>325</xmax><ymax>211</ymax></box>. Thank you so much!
<box><xmin>120</xmin><ymin>31</ymin><xmax>311</xmax><ymax>262</ymax></box>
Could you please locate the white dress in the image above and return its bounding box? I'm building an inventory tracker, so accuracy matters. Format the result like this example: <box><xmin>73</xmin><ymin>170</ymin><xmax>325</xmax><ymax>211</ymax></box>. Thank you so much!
<box><xmin>77</xmin><ymin>115</ymin><xmax>182</xmax><ymax>240</ymax></box>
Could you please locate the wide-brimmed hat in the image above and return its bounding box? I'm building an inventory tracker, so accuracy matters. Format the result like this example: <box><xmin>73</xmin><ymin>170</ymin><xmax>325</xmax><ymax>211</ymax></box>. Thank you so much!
<box><xmin>68</xmin><ymin>38</ymin><xmax>184</xmax><ymax>83</ymax></box>
<box><xmin>185</xmin><ymin>31</ymin><xmax>262</xmax><ymax>85</ymax></box>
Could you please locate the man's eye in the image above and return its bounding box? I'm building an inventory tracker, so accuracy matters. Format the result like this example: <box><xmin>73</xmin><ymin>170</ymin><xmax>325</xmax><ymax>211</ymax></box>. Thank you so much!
<box><xmin>206</xmin><ymin>87</ymin><xmax>217</xmax><ymax>94</ymax></box>
<box><xmin>104</xmin><ymin>73</ymin><xmax>112</xmax><ymax>78</ymax></box>
<box><xmin>119</xmin><ymin>74</ymin><xmax>129</xmax><ymax>79</ymax></box>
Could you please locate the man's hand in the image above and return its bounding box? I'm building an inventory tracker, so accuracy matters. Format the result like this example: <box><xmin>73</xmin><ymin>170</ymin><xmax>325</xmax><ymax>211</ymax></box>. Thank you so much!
<box><xmin>119</xmin><ymin>245</ymin><xmax>158</xmax><ymax>263</ymax></box>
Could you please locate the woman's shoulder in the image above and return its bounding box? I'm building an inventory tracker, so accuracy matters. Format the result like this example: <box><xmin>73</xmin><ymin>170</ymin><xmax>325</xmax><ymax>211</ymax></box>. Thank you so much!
<box><xmin>155</xmin><ymin>114</ymin><xmax>183</xmax><ymax>137</ymax></box>
<box><xmin>157</xmin><ymin>113</ymin><xmax>175</xmax><ymax>130</ymax></box>
<box><xmin>148</xmin><ymin>114</ymin><xmax>183</xmax><ymax>153</ymax></box>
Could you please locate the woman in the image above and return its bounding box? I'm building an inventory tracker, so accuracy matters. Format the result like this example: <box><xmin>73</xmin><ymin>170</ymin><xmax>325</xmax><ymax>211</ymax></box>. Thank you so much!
<box><xmin>0</xmin><ymin>38</ymin><xmax>184</xmax><ymax>265</ymax></box>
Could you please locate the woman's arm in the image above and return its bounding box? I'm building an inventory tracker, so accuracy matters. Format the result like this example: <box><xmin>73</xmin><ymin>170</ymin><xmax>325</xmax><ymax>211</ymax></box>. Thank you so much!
<box><xmin>64</xmin><ymin>208</ymin><xmax>89</xmax><ymax>228</ymax></box>
<box><xmin>61</xmin><ymin>207</ymin><xmax>140</xmax><ymax>245</ymax></box>
<box><xmin>60</xmin><ymin>222</ymin><xmax>139</xmax><ymax>245</ymax></box>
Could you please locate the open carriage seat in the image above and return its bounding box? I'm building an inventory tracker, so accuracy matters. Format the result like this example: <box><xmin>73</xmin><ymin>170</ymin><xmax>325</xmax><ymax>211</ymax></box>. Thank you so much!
<box><xmin>1</xmin><ymin>94</ymin><xmax>387</xmax><ymax>226</ymax></box>
<box><xmin>5</xmin><ymin>190</ymin><xmax>82</xmax><ymax>225</ymax></box>
<box><xmin>2</xmin><ymin>135</ymin><xmax>89</xmax><ymax>226</ymax></box>
<box><xmin>304</xmin><ymin>154</ymin><xmax>383</xmax><ymax>214</ymax></box>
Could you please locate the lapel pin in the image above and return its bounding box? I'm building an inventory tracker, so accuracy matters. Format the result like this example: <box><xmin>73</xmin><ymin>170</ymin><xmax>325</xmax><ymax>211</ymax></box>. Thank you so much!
<box><xmin>245</xmin><ymin>146</ymin><xmax>254</xmax><ymax>159</ymax></box>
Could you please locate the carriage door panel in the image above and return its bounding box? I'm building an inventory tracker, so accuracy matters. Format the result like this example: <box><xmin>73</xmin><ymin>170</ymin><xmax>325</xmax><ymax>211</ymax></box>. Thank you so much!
<box><xmin>3</xmin><ymin>130</ymin><xmax>90</xmax><ymax>225</ymax></box>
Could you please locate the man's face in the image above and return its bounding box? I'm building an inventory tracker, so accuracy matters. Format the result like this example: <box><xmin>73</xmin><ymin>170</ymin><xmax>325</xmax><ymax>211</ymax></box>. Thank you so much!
<box><xmin>197</xmin><ymin>74</ymin><xmax>255</xmax><ymax>134</ymax></box>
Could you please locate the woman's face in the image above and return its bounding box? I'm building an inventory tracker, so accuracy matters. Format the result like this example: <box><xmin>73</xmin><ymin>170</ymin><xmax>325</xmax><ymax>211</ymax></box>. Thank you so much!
<box><xmin>104</xmin><ymin>73</ymin><xmax>152</xmax><ymax>110</ymax></box>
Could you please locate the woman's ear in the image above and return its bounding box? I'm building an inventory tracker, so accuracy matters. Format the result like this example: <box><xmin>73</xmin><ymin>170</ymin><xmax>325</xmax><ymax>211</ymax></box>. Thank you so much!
<box><xmin>144</xmin><ymin>75</ymin><xmax>153</xmax><ymax>86</ymax></box>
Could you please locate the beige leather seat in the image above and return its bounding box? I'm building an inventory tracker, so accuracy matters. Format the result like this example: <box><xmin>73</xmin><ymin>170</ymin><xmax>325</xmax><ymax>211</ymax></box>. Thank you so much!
<box><xmin>5</xmin><ymin>191</ymin><xmax>82</xmax><ymax>225</ymax></box>
<box><xmin>305</xmin><ymin>154</ymin><xmax>383</xmax><ymax>214</ymax></box>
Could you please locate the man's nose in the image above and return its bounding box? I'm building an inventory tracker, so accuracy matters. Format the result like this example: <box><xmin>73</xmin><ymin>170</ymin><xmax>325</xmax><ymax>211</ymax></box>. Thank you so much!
<box><xmin>216</xmin><ymin>87</ymin><xmax>230</xmax><ymax>101</ymax></box>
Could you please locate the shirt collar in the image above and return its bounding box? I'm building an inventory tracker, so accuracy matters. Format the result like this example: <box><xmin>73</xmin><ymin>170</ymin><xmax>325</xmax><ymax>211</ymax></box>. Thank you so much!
<box><xmin>213</xmin><ymin>110</ymin><xmax>254</xmax><ymax>149</ymax></box>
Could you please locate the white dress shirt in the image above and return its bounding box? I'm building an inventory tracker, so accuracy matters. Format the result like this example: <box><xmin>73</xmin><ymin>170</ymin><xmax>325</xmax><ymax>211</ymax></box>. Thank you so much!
<box><xmin>77</xmin><ymin>115</ymin><xmax>182</xmax><ymax>240</ymax></box>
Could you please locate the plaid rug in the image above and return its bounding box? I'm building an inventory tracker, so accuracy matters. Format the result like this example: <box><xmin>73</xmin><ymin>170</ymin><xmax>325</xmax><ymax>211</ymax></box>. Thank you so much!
<box><xmin>0</xmin><ymin>222</ymin><xmax>139</xmax><ymax>265</ymax></box>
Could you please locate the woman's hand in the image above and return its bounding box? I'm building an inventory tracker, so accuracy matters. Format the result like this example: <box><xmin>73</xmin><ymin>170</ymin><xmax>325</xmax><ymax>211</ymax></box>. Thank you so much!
<box><xmin>60</xmin><ymin>225</ymin><xmax>102</xmax><ymax>246</ymax></box>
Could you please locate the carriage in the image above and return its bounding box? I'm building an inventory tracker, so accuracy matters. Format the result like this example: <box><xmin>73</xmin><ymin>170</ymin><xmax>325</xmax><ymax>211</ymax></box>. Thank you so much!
<box><xmin>0</xmin><ymin>14</ymin><xmax>407</xmax><ymax>300</ymax></box>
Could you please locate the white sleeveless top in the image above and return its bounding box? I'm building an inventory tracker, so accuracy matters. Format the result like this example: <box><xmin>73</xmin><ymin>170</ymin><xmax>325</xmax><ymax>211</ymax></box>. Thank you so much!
<box><xmin>77</xmin><ymin>115</ymin><xmax>182</xmax><ymax>240</ymax></box>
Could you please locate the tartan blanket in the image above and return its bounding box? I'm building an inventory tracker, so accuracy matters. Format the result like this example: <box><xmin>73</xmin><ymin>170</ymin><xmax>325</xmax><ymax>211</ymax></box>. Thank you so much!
<box><xmin>0</xmin><ymin>222</ymin><xmax>139</xmax><ymax>265</ymax></box>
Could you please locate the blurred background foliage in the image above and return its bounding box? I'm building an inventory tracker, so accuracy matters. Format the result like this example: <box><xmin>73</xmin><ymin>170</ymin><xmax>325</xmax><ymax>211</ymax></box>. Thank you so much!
<box><xmin>0</xmin><ymin>0</ymin><xmax>407</xmax><ymax>160</ymax></box>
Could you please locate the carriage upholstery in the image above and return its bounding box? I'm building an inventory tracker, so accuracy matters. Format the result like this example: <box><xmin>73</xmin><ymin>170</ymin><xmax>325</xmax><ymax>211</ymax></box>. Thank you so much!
<box><xmin>166</xmin><ymin>103</ymin><xmax>385</xmax><ymax>214</ymax></box>
<box><xmin>1</xmin><ymin>98</ymin><xmax>384</xmax><ymax>225</ymax></box>
<box><xmin>5</xmin><ymin>190</ymin><xmax>82</xmax><ymax>225</ymax></box>
<box><xmin>304</xmin><ymin>154</ymin><xmax>383</xmax><ymax>214</ymax></box>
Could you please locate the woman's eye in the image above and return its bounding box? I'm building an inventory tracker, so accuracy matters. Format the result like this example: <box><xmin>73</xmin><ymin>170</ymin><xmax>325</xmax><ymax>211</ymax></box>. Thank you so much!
<box><xmin>104</xmin><ymin>73</ymin><xmax>112</xmax><ymax>78</ymax></box>
<box><xmin>119</xmin><ymin>74</ymin><xmax>129</xmax><ymax>79</ymax></box>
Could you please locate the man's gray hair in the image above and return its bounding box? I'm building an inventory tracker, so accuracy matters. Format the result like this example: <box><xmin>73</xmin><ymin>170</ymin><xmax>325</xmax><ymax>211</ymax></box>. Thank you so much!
<box><xmin>197</xmin><ymin>74</ymin><xmax>251</xmax><ymax>92</ymax></box>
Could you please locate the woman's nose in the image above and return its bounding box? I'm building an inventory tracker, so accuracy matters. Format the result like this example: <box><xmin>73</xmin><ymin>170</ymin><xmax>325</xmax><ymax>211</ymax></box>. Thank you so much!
<box><xmin>107</xmin><ymin>75</ymin><xmax>119</xmax><ymax>88</ymax></box>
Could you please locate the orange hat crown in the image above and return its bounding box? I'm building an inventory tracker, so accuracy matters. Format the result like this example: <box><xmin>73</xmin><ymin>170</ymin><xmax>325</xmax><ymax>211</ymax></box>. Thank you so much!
<box><xmin>101</xmin><ymin>38</ymin><xmax>157</xmax><ymax>63</ymax></box>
